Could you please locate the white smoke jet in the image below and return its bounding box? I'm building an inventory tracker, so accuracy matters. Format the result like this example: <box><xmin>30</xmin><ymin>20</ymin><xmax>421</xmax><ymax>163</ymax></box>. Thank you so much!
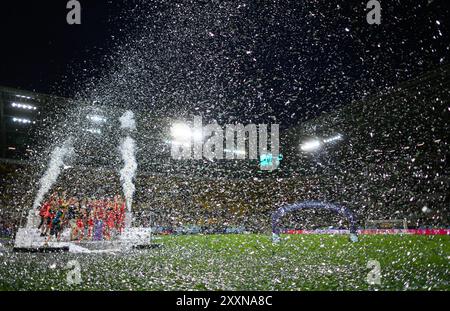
<box><xmin>119</xmin><ymin>136</ymin><xmax>137</xmax><ymax>214</ymax></box>
<box><xmin>32</xmin><ymin>139</ymin><xmax>74</xmax><ymax>210</ymax></box>
<box><xmin>119</xmin><ymin>110</ymin><xmax>137</xmax><ymax>227</ymax></box>
<box><xmin>24</xmin><ymin>139</ymin><xmax>74</xmax><ymax>230</ymax></box>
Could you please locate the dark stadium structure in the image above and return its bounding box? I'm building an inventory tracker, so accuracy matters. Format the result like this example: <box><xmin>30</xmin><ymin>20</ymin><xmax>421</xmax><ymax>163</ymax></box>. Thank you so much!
<box><xmin>0</xmin><ymin>86</ymin><xmax>70</xmax><ymax>161</ymax></box>
<box><xmin>0</xmin><ymin>64</ymin><xmax>449</xmax><ymax>236</ymax></box>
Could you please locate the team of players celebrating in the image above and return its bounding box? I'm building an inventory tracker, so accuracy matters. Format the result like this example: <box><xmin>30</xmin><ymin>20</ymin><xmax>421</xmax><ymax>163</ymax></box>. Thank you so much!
<box><xmin>37</xmin><ymin>192</ymin><xmax>126</xmax><ymax>242</ymax></box>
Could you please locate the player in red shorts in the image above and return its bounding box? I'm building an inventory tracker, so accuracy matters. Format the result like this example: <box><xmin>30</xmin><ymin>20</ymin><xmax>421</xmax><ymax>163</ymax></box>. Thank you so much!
<box><xmin>103</xmin><ymin>202</ymin><xmax>115</xmax><ymax>240</ymax></box>
<box><xmin>38</xmin><ymin>199</ymin><xmax>51</xmax><ymax>235</ymax></box>
<box><xmin>115</xmin><ymin>196</ymin><xmax>126</xmax><ymax>234</ymax></box>
<box><xmin>87</xmin><ymin>210</ymin><xmax>94</xmax><ymax>240</ymax></box>
<box><xmin>113</xmin><ymin>195</ymin><xmax>121</xmax><ymax>233</ymax></box>
<box><xmin>75</xmin><ymin>217</ymin><xmax>85</xmax><ymax>241</ymax></box>
<box><xmin>71</xmin><ymin>205</ymin><xmax>85</xmax><ymax>241</ymax></box>
<box><xmin>42</xmin><ymin>198</ymin><xmax>57</xmax><ymax>236</ymax></box>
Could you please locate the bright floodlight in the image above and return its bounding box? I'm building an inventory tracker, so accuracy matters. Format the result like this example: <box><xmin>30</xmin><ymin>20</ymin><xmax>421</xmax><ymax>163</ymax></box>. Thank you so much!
<box><xmin>300</xmin><ymin>139</ymin><xmax>321</xmax><ymax>152</ymax></box>
<box><xmin>11</xmin><ymin>103</ymin><xmax>37</xmax><ymax>110</ymax></box>
<box><xmin>12</xmin><ymin>117</ymin><xmax>33</xmax><ymax>124</ymax></box>
<box><xmin>16</xmin><ymin>94</ymin><xmax>33</xmax><ymax>100</ymax></box>
<box><xmin>323</xmin><ymin>134</ymin><xmax>343</xmax><ymax>144</ymax></box>
<box><xmin>171</xmin><ymin>123</ymin><xmax>192</xmax><ymax>141</ymax></box>
<box><xmin>85</xmin><ymin>128</ymin><xmax>101</xmax><ymax>134</ymax></box>
<box><xmin>192</xmin><ymin>129</ymin><xmax>203</xmax><ymax>142</ymax></box>
<box><xmin>87</xmin><ymin>115</ymin><xmax>107</xmax><ymax>123</ymax></box>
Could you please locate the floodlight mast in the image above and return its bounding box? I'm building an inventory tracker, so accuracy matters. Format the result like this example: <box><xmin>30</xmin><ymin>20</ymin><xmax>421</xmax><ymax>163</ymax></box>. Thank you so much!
<box><xmin>299</xmin><ymin>133</ymin><xmax>343</xmax><ymax>152</ymax></box>
<box><xmin>300</xmin><ymin>139</ymin><xmax>321</xmax><ymax>152</ymax></box>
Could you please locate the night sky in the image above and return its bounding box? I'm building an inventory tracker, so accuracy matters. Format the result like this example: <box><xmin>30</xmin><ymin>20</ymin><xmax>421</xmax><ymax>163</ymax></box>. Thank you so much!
<box><xmin>0</xmin><ymin>0</ymin><xmax>449</xmax><ymax>126</ymax></box>
<box><xmin>0</xmin><ymin>1</ymin><xmax>125</xmax><ymax>95</ymax></box>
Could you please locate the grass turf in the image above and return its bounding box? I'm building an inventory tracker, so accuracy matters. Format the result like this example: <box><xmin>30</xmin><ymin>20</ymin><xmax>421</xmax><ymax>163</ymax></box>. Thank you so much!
<box><xmin>0</xmin><ymin>234</ymin><xmax>449</xmax><ymax>290</ymax></box>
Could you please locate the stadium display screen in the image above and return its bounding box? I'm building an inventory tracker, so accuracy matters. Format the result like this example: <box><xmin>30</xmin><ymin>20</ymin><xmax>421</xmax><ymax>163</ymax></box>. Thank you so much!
<box><xmin>259</xmin><ymin>153</ymin><xmax>283</xmax><ymax>170</ymax></box>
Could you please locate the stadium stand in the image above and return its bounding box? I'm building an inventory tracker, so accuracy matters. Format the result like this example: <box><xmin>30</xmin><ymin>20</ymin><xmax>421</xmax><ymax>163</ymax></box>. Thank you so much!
<box><xmin>0</xmin><ymin>65</ymin><xmax>449</xmax><ymax>236</ymax></box>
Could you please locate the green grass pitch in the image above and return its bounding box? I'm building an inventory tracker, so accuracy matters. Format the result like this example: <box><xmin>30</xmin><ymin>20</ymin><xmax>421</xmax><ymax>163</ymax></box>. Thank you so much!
<box><xmin>0</xmin><ymin>234</ymin><xmax>449</xmax><ymax>290</ymax></box>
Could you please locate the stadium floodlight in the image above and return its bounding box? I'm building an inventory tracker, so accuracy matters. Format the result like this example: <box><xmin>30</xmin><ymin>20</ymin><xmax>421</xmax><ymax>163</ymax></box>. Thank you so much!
<box><xmin>12</xmin><ymin>117</ymin><xmax>33</xmax><ymax>124</ymax></box>
<box><xmin>192</xmin><ymin>129</ymin><xmax>203</xmax><ymax>142</ymax></box>
<box><xmin>170</xmin><ymin>122</ymin><xmax>203</xmax><ymax>144</ymax></box>
<box><xmin>300</xmin><ymin>139</ymin><xmax>322</xmax><ymax>152</ymax></box>
<box><xmin>323</xmin><ymin>134</ymin><xmax>343</xmax><ymax>144</ymax></box>
<box><xmin>85</xmin><ymin>128</ymin><xmax>102</xmax><ymax>134</ymax></box>
<box><xmin>15</xmin><ymin>94</ymin><xmax>33</xmax><ymax>100</ymax></box>
<box><xmin>170</xmin><ymin>123</ymin><xmax>192</xmax><ymax>141</ymax></box>
<box><xmin>169</xmin><ymin>140</ymin><xmax>191</xmax><ymax>148</ymax></box>
<box><xmin>87</xmin><ymin>115</ymin><xmax>107</xmax><ymax>123</ymax></box>
<box><xmin>11</xmin><ymin>103</ymin><xmax>37</xmax><ymax>110</ymax></box>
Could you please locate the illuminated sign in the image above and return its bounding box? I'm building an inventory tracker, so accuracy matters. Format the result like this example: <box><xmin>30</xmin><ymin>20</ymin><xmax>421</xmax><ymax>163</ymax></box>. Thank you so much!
<box><xmin>259</xmin><ymin>153</ymin><xmax>283</xmax><ymax>170</ymax></box>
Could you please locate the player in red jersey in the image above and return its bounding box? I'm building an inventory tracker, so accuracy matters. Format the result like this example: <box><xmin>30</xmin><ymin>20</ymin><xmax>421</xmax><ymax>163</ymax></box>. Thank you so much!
<box><xmin>42</xmin><ymin>197</ymin><xmax>57</xmax><ymax>236</ymax></box>
<box><xmin>71</xmin><ymin>203</ymin><xmax>85</xmax><ymax>241</ymax></box>
<box><xmin>117</xmin><ymin>196</ymin><xmax>126</xmax><ymax>234</ymax></box>
<box><xmin>87</xmin><ymin>209</ymin><xmax>95</xmax><ymax>240</ymax></box>
<box><xmin>38</xmin><ymin>193</ymin><xmax>55</xmax><ymax>235</ymax></box>
<box><xmin>103</xmin><ymin>199</ymin><xmax>115</xmax><ymax>240</ymax></box>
